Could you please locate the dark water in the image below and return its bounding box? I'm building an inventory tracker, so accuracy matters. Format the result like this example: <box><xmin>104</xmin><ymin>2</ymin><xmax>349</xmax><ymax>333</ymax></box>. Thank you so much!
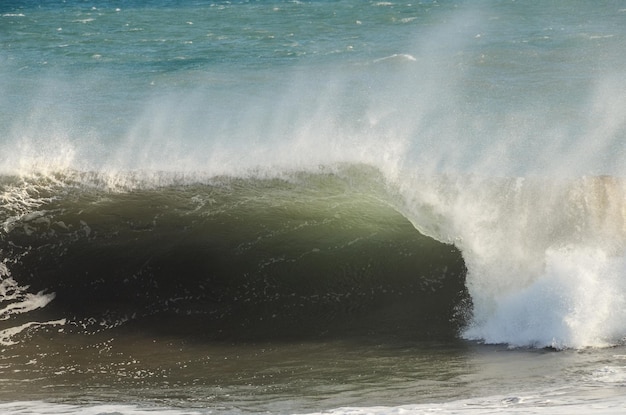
<box><xmin>0</xmin><ymin>169</ymin><xmax>468</xmax><ymax>344</ymax></box>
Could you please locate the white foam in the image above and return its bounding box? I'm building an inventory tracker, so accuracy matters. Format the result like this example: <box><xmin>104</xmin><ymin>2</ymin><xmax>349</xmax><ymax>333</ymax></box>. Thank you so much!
<box><xmin>373</xmin><ymin>54</ymin><xmax>417</xmax><ymax>63</ymax></box>
<box><xmin>464</xmin><ymin>247</ymin><xmax>626</xmax><ymax>349</ymax></box>
<box><xmin>301</xmin><ymin>393</ymin><xmax>626</xmax><ymax>415</ymax></box>
<box><xmin>0</xmin><ymin>289</ymin><xmax>57</xmax><ymax>321</ymax></box>
<box><xmin>0</xmin><ymin>401</ymin><xmax>202</xmax><ymax>415</ymax></box>
<box><xmin>0</xmin><ymin>319</ymin><xmax>65</xmax><ymax>346</ymax></box>
<box><xmin>0</xmin><ymin>273</ymin><xmax>57</xmax><ymax>318</ymax></box>
<box><xmin>591</xmin><ymin>365</ymin><xmax>626</xmax><ymax>385</ymax></box>
<box><xmin>2</xmin><ymin>388</ymin><xmax>626</xmax><ymax>415</ymax></box>
<box><xmin>0</xmin><ymin>264</ymin><xmax>60</xmax><ymax>345</ymax></box>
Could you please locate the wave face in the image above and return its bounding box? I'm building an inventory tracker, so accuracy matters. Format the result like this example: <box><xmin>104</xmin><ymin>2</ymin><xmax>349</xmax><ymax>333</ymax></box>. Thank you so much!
<box><xmin>0</xmin><ymin>167</ymin><xmax>468</xmax><ymax>344</ymax></box>
<box><xmin>1</xmin><ymin>0</ymin><xmax>626</xmax><ymax>350</ymax></box>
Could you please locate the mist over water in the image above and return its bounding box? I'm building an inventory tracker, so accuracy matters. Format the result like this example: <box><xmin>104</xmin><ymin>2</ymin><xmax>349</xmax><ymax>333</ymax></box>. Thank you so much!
<box><xmin>2</xmin><ymin>0</ymin><xmax>626</xmax><ymax>350</ymax></box>
<box><xmin>4</xmin><ymin>2</ymin><xmax>625</xmax><ymax>176</ymax></box>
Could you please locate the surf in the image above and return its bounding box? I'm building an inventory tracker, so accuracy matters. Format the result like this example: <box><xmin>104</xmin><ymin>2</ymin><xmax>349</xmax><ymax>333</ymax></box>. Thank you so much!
<box><xmin>1</xmin><ymin>0</ymin><xmax>625</xmax><ymax>351</ymax></box>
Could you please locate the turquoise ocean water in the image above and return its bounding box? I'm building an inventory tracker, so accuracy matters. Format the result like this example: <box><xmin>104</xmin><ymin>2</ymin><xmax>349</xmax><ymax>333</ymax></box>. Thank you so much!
<box><xmin>1</xmin><ymin>1</ymin><xmax>626</xmax><ymax>414</ymax></box>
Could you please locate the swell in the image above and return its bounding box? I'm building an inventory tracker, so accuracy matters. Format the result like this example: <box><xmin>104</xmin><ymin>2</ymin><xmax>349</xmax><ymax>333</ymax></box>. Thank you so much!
<box><xmin>0</xmin><ymin>166</ymin><xmax>469</xmax><ymax>343</ymax></box>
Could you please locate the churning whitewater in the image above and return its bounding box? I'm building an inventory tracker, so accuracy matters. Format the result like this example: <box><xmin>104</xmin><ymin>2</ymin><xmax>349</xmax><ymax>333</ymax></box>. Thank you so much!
<box><xmin>1</xmin><ymin>0</ymin><xmax>626</xmax><ymax>414</ymax></box>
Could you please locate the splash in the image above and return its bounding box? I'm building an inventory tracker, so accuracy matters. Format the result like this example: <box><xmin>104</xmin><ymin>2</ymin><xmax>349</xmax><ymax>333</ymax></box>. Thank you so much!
<box><xmin>396</xmin><ymin>175</ymin><xmax>626</xmax><ymax>348</ymax></box>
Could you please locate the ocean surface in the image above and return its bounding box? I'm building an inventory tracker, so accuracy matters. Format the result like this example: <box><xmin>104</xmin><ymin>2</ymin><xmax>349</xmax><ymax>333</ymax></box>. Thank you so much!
<box><xmin>1</xmin><ymin>0</ymin><xmax>626</xmax><ymax>414</ymax></box>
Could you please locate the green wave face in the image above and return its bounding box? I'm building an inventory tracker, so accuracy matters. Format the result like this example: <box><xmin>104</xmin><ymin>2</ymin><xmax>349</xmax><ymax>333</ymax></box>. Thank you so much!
<box><xmin>0</xmin><ymin>167</ymin><xmax>468</xmax><ymax>343</ymax></box>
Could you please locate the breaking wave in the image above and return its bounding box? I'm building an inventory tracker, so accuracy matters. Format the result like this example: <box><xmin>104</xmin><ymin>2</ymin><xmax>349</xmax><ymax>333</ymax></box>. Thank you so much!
<box><xmin>1</xmin><ymin>164</ymin><xmax>624</xmax><ymax>349</ymax></box>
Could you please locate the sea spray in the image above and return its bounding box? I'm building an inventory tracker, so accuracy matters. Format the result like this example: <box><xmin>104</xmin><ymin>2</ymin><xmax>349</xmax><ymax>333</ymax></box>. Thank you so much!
<box><xmin>395</xmin><ymin>175</ymin><xmax>626</xmax><ymax>348</ymax></box>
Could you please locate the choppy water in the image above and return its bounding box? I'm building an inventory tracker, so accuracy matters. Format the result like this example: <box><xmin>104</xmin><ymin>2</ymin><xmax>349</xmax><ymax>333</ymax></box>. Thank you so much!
<box><xmin>1</xmin><ymin>0</ymin><xmax>626</xmax><ymax>413</ymax></box>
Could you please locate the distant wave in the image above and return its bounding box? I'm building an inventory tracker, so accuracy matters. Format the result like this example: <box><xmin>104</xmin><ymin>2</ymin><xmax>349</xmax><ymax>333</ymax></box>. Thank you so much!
<box><xmin>373</xmin><ymin>53</ymin><xmax>417</xmax><ymax>63</ymax></box>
